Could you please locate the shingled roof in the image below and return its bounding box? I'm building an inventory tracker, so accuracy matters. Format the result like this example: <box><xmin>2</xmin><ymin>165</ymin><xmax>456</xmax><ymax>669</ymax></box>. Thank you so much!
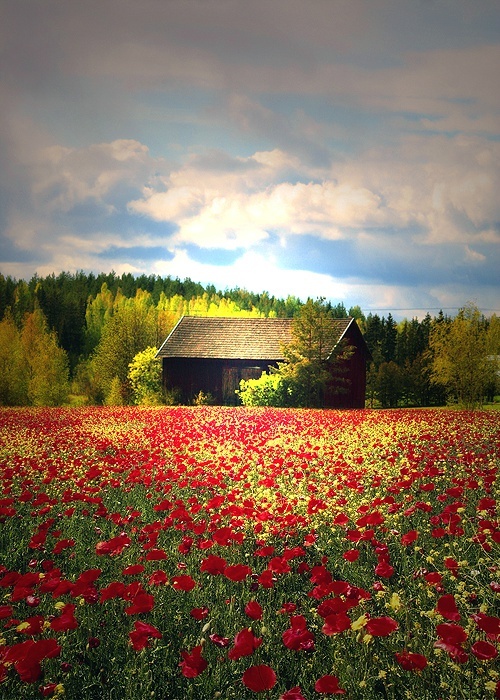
<box><xmin>156</xmin><ymin>316</ymin><xmax>354</xmax><ymax>360</ymax></box>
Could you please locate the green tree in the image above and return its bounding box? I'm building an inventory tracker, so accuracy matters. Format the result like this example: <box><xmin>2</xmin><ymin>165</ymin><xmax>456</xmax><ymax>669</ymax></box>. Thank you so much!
<box><xmin>376</xmin><ymin>361</ymin><xmax>403</xmax><ymax>408</ymax></box>
<box><xmin>104</xmin><ymin>376</ymin><xmax>125</xmax><ymax>406</ymax></box>
<box><xmin>21</xmin><ymin>309</ymin><xmax>70</xmax><ymax>406</ymax></box>
<box><xmin>128</xmin><ymin>346</ymin><xmax>163</xmax><ymax>405</ymax></box>
<box><xmin>429</xmin><ymin>303</ymin><xmax>495</xmax><ymax>409</ymax></box>
<box><xmin>0</xmin><ymin>311</ymin><xmax>28</xmax><ymax>405</ymax></box>
<box><xmin>91</xmin><ymin>290</ymin><xmax>157</xmax><ymax>403</ymax></box>
<box><xmin>84</xmin><ymin>283</ymin><xmax>115</xmax><ymax>355</ymax></box>
<box><xmin>279</xmin><ymin>298</ymin><xmax>353</xmax><ymax>407</ymax></box>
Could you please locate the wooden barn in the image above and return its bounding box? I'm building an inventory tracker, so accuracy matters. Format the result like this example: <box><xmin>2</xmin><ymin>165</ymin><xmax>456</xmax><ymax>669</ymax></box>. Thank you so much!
<box><xmin>156</xmin><ymin>316</ymin><xmax>370</xmax><ymax>408</ymax></box>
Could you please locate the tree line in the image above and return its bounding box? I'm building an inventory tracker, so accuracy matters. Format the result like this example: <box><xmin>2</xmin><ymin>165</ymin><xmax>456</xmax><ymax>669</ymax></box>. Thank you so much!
<box><xmin>0</xmin><ymin>271</ymin><xmax>498</xmax><ymax>408</ymax></box>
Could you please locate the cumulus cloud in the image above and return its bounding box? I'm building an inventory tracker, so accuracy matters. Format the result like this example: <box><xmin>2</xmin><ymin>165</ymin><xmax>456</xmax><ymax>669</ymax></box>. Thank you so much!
<box><xmin>128</xmin><ymin>144</ymin><xmax>390</xmax><ymax>249</ymax></box>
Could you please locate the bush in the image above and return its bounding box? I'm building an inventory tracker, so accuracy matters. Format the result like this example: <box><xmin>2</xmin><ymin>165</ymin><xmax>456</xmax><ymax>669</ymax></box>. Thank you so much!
<box><xmin>128</xmin><ymin>347</ymin><xmax>163</xmax><ymax>405</ymax></box>
<box><xmin>237</xmin><ymin>372</ymin><xmax>290</xmax><ymax>406</ymax></box>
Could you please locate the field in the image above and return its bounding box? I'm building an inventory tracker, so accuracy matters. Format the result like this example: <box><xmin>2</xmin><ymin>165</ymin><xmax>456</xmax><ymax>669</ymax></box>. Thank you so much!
<box><xmin>0</xmin><ymin>406</ymin><xmax>498</xmax><ymax>700</ymax></box>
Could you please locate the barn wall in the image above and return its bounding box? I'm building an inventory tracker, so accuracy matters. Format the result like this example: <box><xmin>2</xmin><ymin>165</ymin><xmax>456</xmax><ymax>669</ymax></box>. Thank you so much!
<box><xmin>324</xmin><ymin>348</ymin><xmax>367</xmax><ymax>408</ymax></box>
<box><xmin>323</xmin><ymin>324</ymin><xmax>368</xmax><ymax>409</ymax></box>
<box><xmin>162</xmin><ymin>358</ymin><xmax>276</xmax><ymax>404</ymax></box>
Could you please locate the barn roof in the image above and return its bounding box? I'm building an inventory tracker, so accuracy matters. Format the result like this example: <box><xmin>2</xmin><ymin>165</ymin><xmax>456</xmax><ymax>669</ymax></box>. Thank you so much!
<box><xmin>156</xmin><ymin>315</ymin><xmax>361</xmax><ymax>361</ymax></box>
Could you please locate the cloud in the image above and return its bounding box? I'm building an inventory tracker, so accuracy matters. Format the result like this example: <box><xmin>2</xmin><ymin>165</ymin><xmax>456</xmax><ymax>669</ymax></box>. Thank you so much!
<box><xmin>0</xmin><ymin>0</ymin><xmax>498</xmax><ymax>319</ymax></box>
<box><xmin>129</xmin><ymin>147</ymin><xmax>386</xmax><ymax>249</ymax></box>
<box><xmin>152</xmin><ymin>248</ymin><xmax>352</xmax><ymax>302</ymax></box>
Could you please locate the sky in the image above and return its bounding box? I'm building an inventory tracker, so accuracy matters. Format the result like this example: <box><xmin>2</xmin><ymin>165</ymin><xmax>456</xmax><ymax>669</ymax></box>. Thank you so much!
<box><xmin>1</xmin><ymin>0</ymin><xmax>499</xmax><ymax>320</ymax></box>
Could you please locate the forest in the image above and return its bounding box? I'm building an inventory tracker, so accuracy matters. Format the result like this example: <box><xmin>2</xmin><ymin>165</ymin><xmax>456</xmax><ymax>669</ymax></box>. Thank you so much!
<box><xmin>0</xmin><ymin>270</ymin><xmax>498</xmax><ymax>408</ymax></box>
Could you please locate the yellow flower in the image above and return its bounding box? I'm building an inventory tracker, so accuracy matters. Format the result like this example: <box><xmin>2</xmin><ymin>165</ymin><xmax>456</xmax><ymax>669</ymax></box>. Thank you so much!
<box><xmin>54</xmin><ymin>684</ymin><xmax>65</xmax><ymax>696</ymax></box>
<box><xmin>351</xmin><ymin>614</ymin><xmax>368</xmax><ymax>631</ymax></box>
<box><xmin>389</xmin><ymin>592</ymin><xmax>402</xmax><ymax>611</ymax></box>
<box><xmin>362</xmin><ymin>633</ymin><xmax>373</xmax><ymax>644</ymax></box>
<box><xmin>54</xmin><ymin>601</ymin><xmax>65</xmax><ymax>610</ymax></box>
<box><xmin>378</xmin><ymin>670</ymin><xmax>387</xmax><ymax>679</ymax></box>
<box><xmin>485</xmin><ymin>681</ymin><xmax>497</xmax><ymax>692</ymax></box>
<box><xmin>16</xmin><ymin>622</ymin><xmax>30</xmax><ymax>632</ymax></box>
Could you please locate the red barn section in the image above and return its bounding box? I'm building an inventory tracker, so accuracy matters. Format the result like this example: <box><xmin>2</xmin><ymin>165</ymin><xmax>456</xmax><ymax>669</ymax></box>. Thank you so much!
<box><xmin>156</xmin><ymin>316</ymin><xmax>370</xmax><ymax>408</ymax></box>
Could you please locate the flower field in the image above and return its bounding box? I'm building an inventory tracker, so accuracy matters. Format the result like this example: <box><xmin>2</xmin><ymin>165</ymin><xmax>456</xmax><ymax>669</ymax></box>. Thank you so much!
<box><xmin>0</xmin><ymin>406</ymin><xmax>499</xmax><ymax>700</ymax></box>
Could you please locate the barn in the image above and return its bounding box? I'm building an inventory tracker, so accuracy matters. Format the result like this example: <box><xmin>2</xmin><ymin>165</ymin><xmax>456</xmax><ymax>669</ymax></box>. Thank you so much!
<box><xmin>156</xmin><ymin>315</ymin><xmax>370</xmax><ymax>408</ymax></box>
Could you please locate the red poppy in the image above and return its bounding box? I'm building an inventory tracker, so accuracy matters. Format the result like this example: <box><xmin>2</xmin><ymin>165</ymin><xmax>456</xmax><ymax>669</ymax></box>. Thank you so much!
<box><xmin>228</xmin><ymin>628</ymin><xmax>262</xmax><ymax>660</ymax></box>
<box><xmin>400</xmin><ymin>530</ymin><xmax>418</xmax><ymax>546</ymax></box>
<box><xmin>17</xmin><ymin>615</ymin><xmax>45</xmax><ymax>635</ymax></box>
<box><xmin>71</xmin><ymin>568</ymin><xmax>101</xmax><ymax>601</ymax></box>
<box><xmin>190</xmin><ymin>606</ymin><xmax>209</xmax><ymax>620</ymax></box>
<box><xmin>321</xmin><ymin>612</ymin><xmax>352</xmax><ymax>635</ymax></box>
<box><xmin>122</xmin><ymin>564</ymin><xmax>145</xmax><ymax>576</ymax></box>
<box><xmin>310</xmin><ymin>565</ymin><xmax>332</xmax><ymax>585</ymax></box>
<box><xmin>443</xmin><ymin>557</ymin><xmax>459</xmax><ymax>577</ymax></box>
<box><xmin>99</xmin><ymin>581</ymin><xmax>126</xmax><ymax>601</ymax></box>
<box><xmin>436</xmin><ymin>622</ymin><xmax>468</xmax><ymax>645</ymax></box>
<box><xmin>179</xmin><ymin>645</ymin><xmax>207</xmax><ymax>678</ymax></box>
<box><xmin>129</xmin><ymin>620</ymin><xmax>161</xmax><ymax>651</ymax></box>
<box><xmin>280</xmin><ymin>686</ymin><xmax>306</xmax><ymax>700</ymax></box>
<box><xmin>257</xmin><ymin>570</ymin><xmax>275</xmax><ymax>588</ymax></box>
<box><xmin>242</xmin><ymin>664</ymin><xmax>277</xmax><ymax>692</ymax></box>
<box><xmin>245</xmin><ymin>600</ymin><xmax>263</xmax><ymax>620</ymax></box>
<box><xmin>395</xmin><ymin>649</ymin><xmax>428</xmax><ymax>671</ymax></box>
<box><xmin>434</xmin><ymin>639</ymin><xmax>469</xmax><ymax>663</ymax></box>
<box><xmin>50</xmin><ymin>604</ymin><xmax>78</xmax><ymax>631</ymax></box>
<box><xmin>95</xmin><ymin>533</ymin><xmax>131</xmax><ymax>556</ymax></box>
<box><xmin>436</xmin><ymin>594</ymin><xmax>461</xmax><ymax>621</ymax></box>
<box><xmin>471</xmin><ymin>613</ymin><xmax>500</xmax><ymax>639</ymax></box>
<box><xmin>431</xmin><ymin>527</ymin><xmax>447</xmax><ymax>538</ymax></box>
<box><xmin>343</xmin><ymin>549</ymin><xmax>360</xmax><ymax>562</ymax></box>
<box><xmin>283</xmin><ymin>546</ymin><xmax>306</xmax><ymax>561</ymax></box>
<box><xmin>314</xmin><ymin>674</ymin><xmax>346</xmax><ymax>694</ymax></box>
<box><xmin>478</xmin><ymin>497</ymin><xmax>496</xmax><ymax>512</ymax></box>
<box><xmin>471</xmin><ymin>640</ymin><xmax>498</xmax><ymax>660</ymax></box>
<box><xmin>148</xmin><ymin>570</ymin><xmax>168</xmax><ymax>586</ymax></box>
<box><xmin>224</xmin><ymin>564</ymin><xmax>252</xmax><ymax>582</ymax></box>
<box><xmin>0</xmin><ymin>604</ymin><xmax>13</xmax><ymax>619</ymax></box>
<box><xmin>365</xmin><ymin>616</ymin><xmax>399</xmax><ymax>637</ymax></box>
<box><xmin>374</xmin><ymin>560</ymin><xmax>395</xmax><ymax>578</ymax></box>
<box><xmin>3</xmin><ymin>638</ymin><xmax>60</xmax><ymax>683</ymax></box>
<box><xmin>209</xmin><ymin>633</ymin><xmax>230</xmax><ymax>647</ymax></box>
<box><xmin>254</xmin><ymin>545</ymin><xmax>275</xmax><ymax>557</ymax></box>
<box><xmin>52</xmin><ymin>538</ymin><xmax>75</xmax><ymax>555</ymax></box>
<box><xmin>145</xmin><ymin>548</ymin><xmax>167</xmax><ymax>561</ymax></box>
<box><xmin>268</xmin><ymin>556</ymin><xmax>292</xmax><ymax>574</ymax></box>
<box><xmin>282</xmin><ymin>615</ymin><xmax>315</xmax><ymax>651</ymax></box>
<box><xmin>434</xmin><ymin>622</ymin><xmax>469</xmax><ymax>663</ymax></box>
<box><xmin>40</xmin><ymin>682</ymin><xmax>58</xmax><ymax>696</ymax></box>
<box><xmin>124</xmin><ymin>592</ymin><xmax>155</xmax><ymax>615</ymax></box>
<box><xmin>200</xmin><ymin>554</ymin><xmax>227</xmax><ymax>575</ymax></box>
<box><xmin>212</xmin><ymin>526</ymin><xmax>235</xmax><ymax>546</ymax></box>
<box><xmin>172</xmin><ymin>575</ymin><xmax>196</xmax><ymax>592</ymax></box>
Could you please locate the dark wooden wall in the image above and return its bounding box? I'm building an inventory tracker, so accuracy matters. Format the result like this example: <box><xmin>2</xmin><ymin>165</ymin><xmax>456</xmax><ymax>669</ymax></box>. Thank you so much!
<box><xmin>162</xmin><ymin>358</ymin><xmax>277</xmax><ymax>404</ymax></box>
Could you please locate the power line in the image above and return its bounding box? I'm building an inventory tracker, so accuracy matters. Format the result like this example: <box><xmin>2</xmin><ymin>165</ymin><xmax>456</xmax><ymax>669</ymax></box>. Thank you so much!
<box><xmin>363</xmin><ymin>307</ymin><xmax>499</xmax><ymax>312</ymax></box>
